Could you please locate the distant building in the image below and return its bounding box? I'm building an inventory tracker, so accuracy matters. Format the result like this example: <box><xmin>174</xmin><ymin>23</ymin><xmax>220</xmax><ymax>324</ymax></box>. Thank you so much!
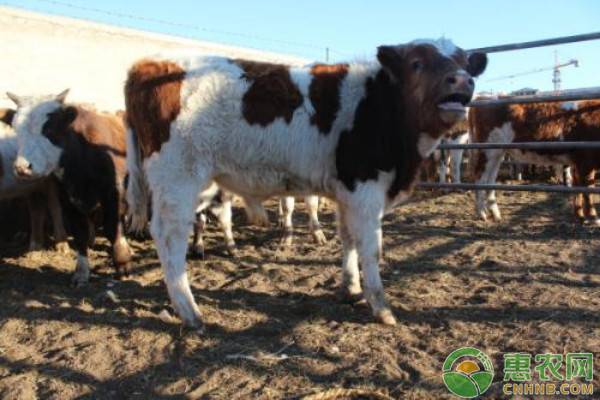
<box><xmin>0</xmin><ymin>6</ymin><xmax>308</xmax><ymax>110</ymax></box>
<box><xmin>510</xmin><ymin>88</ymin><xmax>539</xmax><ymax>96</ymax></box>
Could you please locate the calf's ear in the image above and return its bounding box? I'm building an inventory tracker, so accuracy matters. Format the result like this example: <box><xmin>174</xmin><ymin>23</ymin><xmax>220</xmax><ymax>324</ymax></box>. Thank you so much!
<box><xmin>6</xmin><ymin>92</ymin><xmax>22</xmax><ymax>107</ymax></box>
<box><xmin>377</xmin><ymin>45</ymin><xmax>405</xmax><ymax>76</ymax></box>
<box><xmin>55</xmin><ymin>89</ymin><xmax>70</xmax><ymax>104</ymax></box>
<box><xmin>467</xmin><ymin>52</ymin><xmax>487</xmax><ymax>77</ymax></box>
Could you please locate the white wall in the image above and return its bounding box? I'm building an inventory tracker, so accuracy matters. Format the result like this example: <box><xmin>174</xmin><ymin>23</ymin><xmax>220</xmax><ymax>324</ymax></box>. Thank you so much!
<box><xmin>0</xmin><ymin>6</ymin><xmax>308</xmax><ymax>111</ymax></box>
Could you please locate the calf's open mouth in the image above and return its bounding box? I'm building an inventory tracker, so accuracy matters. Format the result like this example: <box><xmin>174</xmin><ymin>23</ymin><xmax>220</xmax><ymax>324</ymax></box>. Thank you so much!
<box><xmin>437</xmin><ymin>93</ymin><xmax>471</xmax><ymax>112</ymax></box>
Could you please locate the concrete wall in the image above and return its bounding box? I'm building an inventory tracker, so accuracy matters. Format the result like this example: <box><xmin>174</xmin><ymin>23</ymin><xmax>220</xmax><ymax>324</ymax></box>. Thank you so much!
<box><xmin>0</xmin><ymin>6</ymin><xmax>308</xmax><ymax>111</ymax></box>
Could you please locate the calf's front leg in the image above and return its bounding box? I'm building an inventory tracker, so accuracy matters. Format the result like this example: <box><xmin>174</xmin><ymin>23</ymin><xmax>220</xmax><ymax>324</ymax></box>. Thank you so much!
<box><xmin>342</xmin><ymin>192</ymin><xmax>396</xmax><ymax>325</ymax></box>
<box><xmin>65</xmin><ymin>204</ymin><xmax>92</xmax><ymax>286</ymax></box>
<box><xmin>337</xmin><ymin>204</ymin><xmax>362</xmax><ymax>302</ymax></box>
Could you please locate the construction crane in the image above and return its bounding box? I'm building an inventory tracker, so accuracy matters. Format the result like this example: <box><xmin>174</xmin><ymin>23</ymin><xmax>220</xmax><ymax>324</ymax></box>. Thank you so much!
<box><xmin>486</xmin><ymin>53</ymin><xmax>579</xmax><ymax>90</ymax></box>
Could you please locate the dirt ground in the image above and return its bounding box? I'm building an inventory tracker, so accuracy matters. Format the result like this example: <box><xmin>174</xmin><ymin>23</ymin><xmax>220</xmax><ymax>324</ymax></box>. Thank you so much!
<box><xmin>1</xmin><ymin>188</ymin><xmax>599</xmax><ymax>399</ymax></box>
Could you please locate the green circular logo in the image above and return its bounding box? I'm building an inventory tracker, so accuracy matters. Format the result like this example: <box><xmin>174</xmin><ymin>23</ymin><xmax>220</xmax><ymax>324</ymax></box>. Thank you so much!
<box><xmin>443</xmin><ymin>347</ymin><xmax>494</xmax><ymax>398</ymax></box>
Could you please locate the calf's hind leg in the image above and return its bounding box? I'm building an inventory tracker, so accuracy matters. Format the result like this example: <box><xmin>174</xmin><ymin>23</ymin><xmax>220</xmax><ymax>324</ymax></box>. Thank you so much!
<box><xmin>306</xmin><ymin>195</ymin><xmax>327</xmax><ymax>244</ymax></box>
<box><xmin>26</xmin><ymin>192</ymin><xmax>46</xmax><ymax>251</ymax></box>
<box><xmin>63</xmin><ymin>201</ymin><xmax>92</xmax><ymax>286</ymax></box>
<box><xmin>278</xmin><ymin>196</ymin><xmax>295</xmax><ymax>246</ymax></box>
<box><xmin>336</xmin><ymin>204</ymin><xmax>362</xmax><ymax>302</ymax></box>
<box><xmin>47</xmin><ymin>180</ymin><xmax>69</xmax><ymax>253</ymax></box>
<box><xmin>149</xmin><ymin>171</ymin><xmax>206</xmax><ymax>328</ymax></box>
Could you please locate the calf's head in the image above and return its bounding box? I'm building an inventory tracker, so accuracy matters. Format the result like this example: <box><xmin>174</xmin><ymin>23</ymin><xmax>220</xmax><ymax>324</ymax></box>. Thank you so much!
<box><xmin>7</xmin><ymin>90</ymin><xmax>75</xmax><ymax>179</ymax></box>
<box><xmin>377</xmin><ymin>38</ymin><xmax>487</xmax><ymax>135</ymax></box>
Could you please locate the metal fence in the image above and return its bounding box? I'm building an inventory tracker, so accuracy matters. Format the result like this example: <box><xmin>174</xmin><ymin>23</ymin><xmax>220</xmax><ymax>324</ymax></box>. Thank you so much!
<box><xmin>417</xmin><ymin>31</ymin><xmax>600</xmax><ymax>195</ymax></box>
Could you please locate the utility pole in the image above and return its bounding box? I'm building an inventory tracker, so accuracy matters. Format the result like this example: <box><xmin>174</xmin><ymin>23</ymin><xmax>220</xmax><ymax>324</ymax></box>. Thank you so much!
<box><xmin>325</xmin><ymin>47</ymin><xmax>329</xmax><ymax>63</ymax></box>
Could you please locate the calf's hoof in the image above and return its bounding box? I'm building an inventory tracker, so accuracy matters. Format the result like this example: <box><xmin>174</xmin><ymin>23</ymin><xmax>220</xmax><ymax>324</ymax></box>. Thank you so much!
<box><xmin>249</xmin><ymin>214</ymin><xmax>270</xmax><ymax>227</ymax></box>
<box><xmin>477</xmin><ymin>209</ymin><xmax>488</xmax><ymax>222</ymax></box>
<box><xmin>115</xmin><ymin>262</ymin><xmax>131</xmax><ymax>278</ymax></box>
<box><xmin>71</xmin><ymin>271</ymin><xmax>90</xmax><ymax>287</ymax></box>
<box><xmin>176</xmin><ymin>307</ymin><xmax>205</xmax><ymax>333</ymax></box>
<box><xmin>311</xmin><ymin>229</ymin><xmax>327</xmax><ymax>245</ymax></box>
<box><xmin>280</xmin><ymin>231</ymin><xmax>293</xmax><ymax>247</ymax></box>
<box><xmin>583</xmin><ymin>218</ymin><xmax>600</xmax><ymax>227</ymax></box>
<box><xmin>338</xmin><ymin>287</ymin><xmax>365</xmax><ymax>304</ymax></box>
<box><xmin>225</xmin><ymin>243</ymin><xmax>238</xmax><ymax>258</ymax></box>
<box><xmin>188</xmin><ymin>245</ymin><xmax>205</xmax><ymax>259</ymax></box>
<box><xmin>375</xmin><ymin>308</ymin><xmax>397</xmax><ymax>326</ymax></box>
<box><xmin>28</xmin><ymin>242</ymin><xmax>44</xmax><ymax>252</ymax></box>
<box><xmin>55</xmin><ymin>241</ymin><xmax>70</xmax><ymax>254</ymax></box>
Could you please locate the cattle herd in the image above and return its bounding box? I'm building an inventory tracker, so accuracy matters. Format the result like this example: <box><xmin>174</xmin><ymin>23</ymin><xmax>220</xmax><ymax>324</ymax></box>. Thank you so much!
<box><xmin>1</xmin><ymin>37</ymin><xmax>598</xmax><ymax>331</ymax></box>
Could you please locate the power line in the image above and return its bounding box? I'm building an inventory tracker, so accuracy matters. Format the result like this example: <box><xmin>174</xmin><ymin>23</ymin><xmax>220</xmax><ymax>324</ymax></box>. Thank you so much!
<box><xmin>15</xmin><ymin>0</ymin><xmax>352</xmax><ymax>59</ymax></box>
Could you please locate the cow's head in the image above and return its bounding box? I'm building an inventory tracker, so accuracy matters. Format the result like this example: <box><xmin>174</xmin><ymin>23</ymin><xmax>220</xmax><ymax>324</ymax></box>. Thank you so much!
<box><xmin>7</xmin><ymin>89</ymin><xmax>74</xmax><ymax>179</ymax></box>
<box><xmin>377</xmin><ymin>38</ymin><xmax>487</xmax><ymax>134</ymax></box>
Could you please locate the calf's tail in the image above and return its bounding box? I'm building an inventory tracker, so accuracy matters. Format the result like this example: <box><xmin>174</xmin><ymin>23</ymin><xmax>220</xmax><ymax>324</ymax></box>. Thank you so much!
<box><xmin>125</xmin><ymin>126</ymin><xmax>149</xmax><ymax>233</ymax></box>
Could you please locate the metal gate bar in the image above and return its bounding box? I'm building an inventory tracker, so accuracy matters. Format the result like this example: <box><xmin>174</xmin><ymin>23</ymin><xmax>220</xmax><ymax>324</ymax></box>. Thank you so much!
<box><xmin>437</xmin><ymin>141</ymin><xmax>600</xmax><ymax>150</ymax></box>
<box><xmin>467</xmin><ymin>31</ymin><xmax>600</xmax><ymax>54</ymax></box>
<box><xmin>417</xmin><ymin>182</ymin><xmax>600</xmax><ymax>194</ymax></box>
<box><xmin>468</xmin><ymin>87</ymin><xmax>600</xmax><ymax>107</ymax></box>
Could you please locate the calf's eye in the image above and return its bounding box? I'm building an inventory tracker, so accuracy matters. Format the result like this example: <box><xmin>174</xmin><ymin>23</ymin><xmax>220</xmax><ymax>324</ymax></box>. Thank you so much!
<box><xmin>411</xmin><ymin>60</ymin><xmax>423</xmax><ymax>71</ymax></box>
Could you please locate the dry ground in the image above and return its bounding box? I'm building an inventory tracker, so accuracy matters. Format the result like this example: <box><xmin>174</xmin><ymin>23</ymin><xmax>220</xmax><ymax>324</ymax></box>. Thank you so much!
<box><xmin>1</xmin><ymin>188</ymin><xmax>599</xmax><ymax>399</ymax></box>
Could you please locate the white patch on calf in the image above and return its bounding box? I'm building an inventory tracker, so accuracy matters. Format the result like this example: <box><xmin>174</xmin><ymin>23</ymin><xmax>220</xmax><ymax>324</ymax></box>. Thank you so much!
<box><xmin>12</xmin><ymin>97</ymin><xmax>64</xmax><ymax>178</ymax></box>
<box><xmin>417</xmin><ymin>133</ymin><xmax>443</xmax><ymax>158</ymax></box>
<box><xmin>411</xmin><ymin>37</ymin><xmax>458</xmax><ymax>57</ymax></box>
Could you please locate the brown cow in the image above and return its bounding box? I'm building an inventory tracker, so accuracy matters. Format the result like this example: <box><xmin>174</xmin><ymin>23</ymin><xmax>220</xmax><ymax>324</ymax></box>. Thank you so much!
<box><xmin>8</xmin><ymin>92</ymin><xmax>132</xmax><ymax>285</ymax></box>
<box><xmin>469</xmin><ymin>100</ymin><xmax>600</xmax><ymax>224</ymax></box>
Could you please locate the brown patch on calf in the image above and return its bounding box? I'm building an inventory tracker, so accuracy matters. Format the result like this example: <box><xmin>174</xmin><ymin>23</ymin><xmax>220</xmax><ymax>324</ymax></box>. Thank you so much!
<box><xmin>309</xmin><ymin>63</ymin><xmax>349</xmax><ymax>134</ymax></box>
<box><xmin>233</xmin><ymin>59</ymin><xmax>303</xmax><ymax>126</ymax></box>
<box><xmin>0</xmin><ymin>108</ymin><xmax>15</xmax><ymax>127</ymax></box>
<box><xmin>447</xmin><ymin>118</ymin><xmax>468</xmax><ymax>140</ymax></box>
<box><xmin>124</xmin><ymin>59</ymin><xmax>185</xmax><ymax>158</ymax></box>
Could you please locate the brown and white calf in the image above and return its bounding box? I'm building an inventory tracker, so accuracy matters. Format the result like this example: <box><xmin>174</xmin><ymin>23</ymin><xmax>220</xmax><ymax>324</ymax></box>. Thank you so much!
<box><xmin>0</xmin><ymin>108</ymin><xmax>68</xmax><ymax>252</ymax></box>
<box><xmin>439</xmin><ymin>118</ymin><xmax>470</xmax><ymax>183</ymax></box>
<box><xmin>8</xmin><ymin>92</ymin><xmax>132</xmax><ymax>285</ymax></box>
<box><xmin>470</xmin><ymin>100</ymin><xmax>600</xmax><ymax>223</ymax></box>
<box><xmin>125</xmin><ymin>39</ymin><xmax>487</xmax><ymax>328</ymax></box>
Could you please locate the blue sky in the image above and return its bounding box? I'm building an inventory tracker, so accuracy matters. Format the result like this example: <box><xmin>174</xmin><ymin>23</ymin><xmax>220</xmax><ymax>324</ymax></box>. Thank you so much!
<box><xmin>4</xmin><ymin>0</ymin><xmax>600</xmax><ymax>93</ymax></box>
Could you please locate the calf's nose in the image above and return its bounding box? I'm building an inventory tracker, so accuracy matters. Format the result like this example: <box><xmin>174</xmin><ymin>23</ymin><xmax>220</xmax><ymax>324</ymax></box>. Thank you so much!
<box><xmin>13</xmin><ymin>156</ymin><xmax>33</xmax><ymax>178</ymax></box>
<box><xmin>446</xmin><ymin>71</ymin><xmax>474</xmax><ymax>91</ymax></box>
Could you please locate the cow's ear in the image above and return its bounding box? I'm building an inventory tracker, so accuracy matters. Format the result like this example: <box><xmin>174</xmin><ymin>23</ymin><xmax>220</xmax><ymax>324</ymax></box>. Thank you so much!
<box><xmin>377</xmin><ymin>45</ymin><xmax>405</xmax><ymax>75</ymax></box>
<box><xmin>6</xmin><ymin>92</ymin><xmax>21</xmax><ymax>107</ymax></box>
<box><xmin>467</xmin><ymin>52</ymin><xmax>487</xmax><ymax>77</ymax></box>
<box><xmin>55</xmin><ymin>89</ymin><xmax>70</xmax><ymax>104</ymax></box>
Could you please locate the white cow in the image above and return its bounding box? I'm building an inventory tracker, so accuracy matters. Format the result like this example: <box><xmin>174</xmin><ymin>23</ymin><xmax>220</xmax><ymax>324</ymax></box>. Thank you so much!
<box><xmin>124</xmin><ymin>39</ymin><xmax>487</xmax><ymax>328</ymax></box>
